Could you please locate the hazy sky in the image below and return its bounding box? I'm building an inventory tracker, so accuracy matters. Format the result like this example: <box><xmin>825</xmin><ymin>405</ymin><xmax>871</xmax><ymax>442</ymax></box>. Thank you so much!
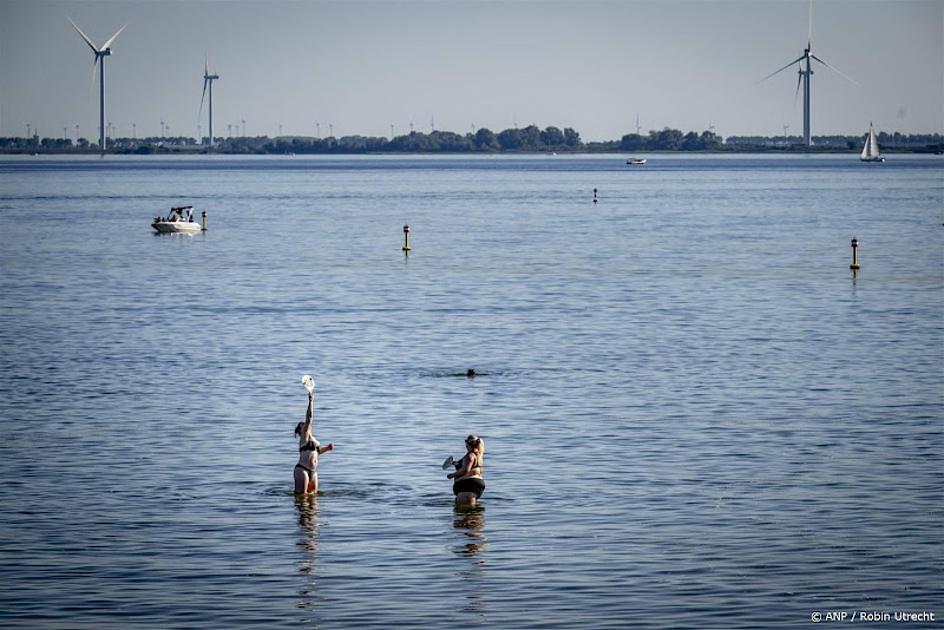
<box><xmin>1</xmin><ymin>0</ymin><xmax>941</xmax><ymax>141</ymax></box>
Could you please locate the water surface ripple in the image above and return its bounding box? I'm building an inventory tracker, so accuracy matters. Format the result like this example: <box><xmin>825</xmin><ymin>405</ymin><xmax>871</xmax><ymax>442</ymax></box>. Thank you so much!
<box><xmin>0</xmin><ymin>154</ymin><xmax>941</xmax><ymax>628</ymax></box>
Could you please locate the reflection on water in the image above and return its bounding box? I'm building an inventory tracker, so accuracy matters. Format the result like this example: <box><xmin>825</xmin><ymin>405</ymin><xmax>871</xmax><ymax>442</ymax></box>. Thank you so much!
<box><xmin>295</xmin><ymin>494</ymin><xmax>319</xmax><ymax>610</ymax></box>
<box><xmin>453</xmin><ymin>507</ymin><xmax>486</xmax><ymax>557</ymax></box>
<box><xmin>453</xmin><ymin>506</ymin><xmax>487</xmax><ymax>616</ymax></box>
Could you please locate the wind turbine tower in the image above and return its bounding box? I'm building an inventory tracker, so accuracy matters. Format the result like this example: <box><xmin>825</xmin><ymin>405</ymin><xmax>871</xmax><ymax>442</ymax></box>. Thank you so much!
<box><xmin>200</xmin><ymin>56</ymin><xmax>220</xmax><ymax>147</ymax></box>
<box><xmin>762</xmin><ymin>1</ymin><xmax>856</xmax><ymax>148</ymax></box>
<box><xmin>69</xmin><ymin>18</ymin><xmax>126</xmax><ymax>154</ymax></box>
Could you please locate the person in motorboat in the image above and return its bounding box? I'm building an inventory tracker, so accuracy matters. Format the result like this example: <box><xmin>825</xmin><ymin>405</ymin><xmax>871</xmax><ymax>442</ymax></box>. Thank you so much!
<box><xmin>446</xmin><ymin>434</ymin><xmax>485</xmax><ymax>509</ymax></box>
<box><xmin>294</xmin><ymin>390</ymin><xmax>334</xmax><ymax>494</ymax></box>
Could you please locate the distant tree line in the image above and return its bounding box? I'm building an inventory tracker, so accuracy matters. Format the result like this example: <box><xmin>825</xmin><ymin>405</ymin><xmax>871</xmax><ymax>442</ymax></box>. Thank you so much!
<box><xmin>615</xmin><ymin>128</ymin><xmax>723</xmax><ymax>151</ymax></box>
<box><xmin>242</xmin><ymin>125</ymin><xmax>584</xmax><ymax>154</ymax></box>
<box><xmin>0</xmin><ymin>126</ymin><xmax>941</xmax><ymax>154</ymax></box>
<box><xmin>726</xmin><ymin>132</ymin><xmax>943</xmax><ymax>151</ymax></box>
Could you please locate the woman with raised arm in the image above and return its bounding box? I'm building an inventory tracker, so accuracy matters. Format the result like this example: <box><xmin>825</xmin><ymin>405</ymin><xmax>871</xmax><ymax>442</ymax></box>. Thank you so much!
<box><xmin>294</xmin><ymin>390</ymin><xmax>334</xmax><ymax>494</ymax></box>
<box><xmin>447</xmin><ymin>434</ymin><xmax>485</xmax><ymax>508</ymax></box>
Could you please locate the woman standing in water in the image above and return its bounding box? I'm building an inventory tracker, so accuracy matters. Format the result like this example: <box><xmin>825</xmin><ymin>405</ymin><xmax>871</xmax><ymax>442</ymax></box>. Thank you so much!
<box><xmin>294</xmin><ymin>390</ymin><xmax>334</xmax><ymax>494</ymax></box>
<box><xmin>447</xmin><ymin>434</ymin><xmax>485</xmax><ymax>508</ymax></box>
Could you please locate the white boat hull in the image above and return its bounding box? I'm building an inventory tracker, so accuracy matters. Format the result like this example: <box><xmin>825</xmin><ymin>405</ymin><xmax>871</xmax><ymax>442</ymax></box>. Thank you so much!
<box><xmin>152</xmin><ymin>221</ymin><xmax>202</xmax><ymax>234</ymax></box>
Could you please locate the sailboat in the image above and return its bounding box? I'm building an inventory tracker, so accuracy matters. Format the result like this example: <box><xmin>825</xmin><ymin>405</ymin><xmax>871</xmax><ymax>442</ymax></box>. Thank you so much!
<box><xmin>860</xmin><ymin>123</ymin><xmax>885</xmax><ymax>162</ymax></box>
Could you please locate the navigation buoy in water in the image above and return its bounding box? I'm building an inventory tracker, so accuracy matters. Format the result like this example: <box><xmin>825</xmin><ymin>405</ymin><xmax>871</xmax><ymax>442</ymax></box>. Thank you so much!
<box><xmin>593</xmin><ymin>188</ymin><xmax>598</xmax><ymax>203</ymax></box>
<box><xmin>201</xmin><ymin>211</ymin><xmax>208</xmax><ymax>232</ymax></box>
<box><xmin>850</xmin><ymin>236</ymin><xmax>860</xmax><ymax>270</ymax></box>
<box><xmin>402</xmin><ymin>224</ymin><xmax>412</xmax><ymax>253</ymax></box>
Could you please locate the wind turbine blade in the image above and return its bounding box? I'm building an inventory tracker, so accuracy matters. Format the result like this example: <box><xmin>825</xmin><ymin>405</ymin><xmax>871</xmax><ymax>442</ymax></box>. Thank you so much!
<box><xmin>760</xmin><ymin>54</ymin><xmax>806</xmax><ymax>82</ymax></box>
<box><xmin>68</xmin><ymin>17</ymin><xmax>99</xmax><ymax>53</ymax></box>
<box><xmin>101</xmin><ymin>24</ymin><xmax>127</xmax><ymax>51</ymax></box>
<box><xmin>88</xmin><ymin>57</ymin><xmax>99</xmax><ymax>108</ymax></box>
<box><xmin>199</xmin><ymin>79</ymin><xmax>208</xmax><ymax>117</ymax></box>
<box><xmin>794</xmin><ymin>70</ymin><xmax>802</xmax><ymax>107</ymax></box>
<box><xmin>810</xmin><ymin>54</ymin><xmax>859</xmax><ymax>85</ymax></box>
<box><xmin>808</xmin><ymin>0</ymin><xmax>814</xmax><ymax>47</ymax></box>
<box><xmin>204</xmin><ymin>53</ymin><xmax>209</xmax><ymax>77</ymax></box>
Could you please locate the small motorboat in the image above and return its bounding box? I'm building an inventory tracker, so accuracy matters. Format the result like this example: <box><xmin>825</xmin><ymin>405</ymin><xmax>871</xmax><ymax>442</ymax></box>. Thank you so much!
<box><xmin>626</xmin><ymin>158</ymin><xmax>647</xmax><ymax>165</ymax></box>
<box><xmin>152</xmin><ymin>206</ymin><xmax>203</xmax><ymax>234</ymax></box>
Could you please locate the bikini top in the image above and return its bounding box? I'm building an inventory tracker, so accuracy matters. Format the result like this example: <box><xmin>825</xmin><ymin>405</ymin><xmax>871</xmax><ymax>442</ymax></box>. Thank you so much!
<box><xmin>460</xmin><ymin>453</ymin><xmax>483</xmax><ymax>476</ymax></box>
<box><xmin>299</xmin><ymin>438</ymin><xmax>320</xmax><ymax>452</ymax></box>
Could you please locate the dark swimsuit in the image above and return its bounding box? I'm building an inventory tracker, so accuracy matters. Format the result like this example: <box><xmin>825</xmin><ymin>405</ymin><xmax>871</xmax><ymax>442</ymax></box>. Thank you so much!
<box><xmin>452</xmin><ymin>454</ymin><xmax>485</xmax><ymax>497</ymax></box>
<box><xmin>453</xmin><ymin>477</ymin><xmax>485</xmax><ymax>498</ymax></box>
<box><xmin>296</xmin><ymin>439</ymin><xmax>319</xmax><ymax>476</ymax></box>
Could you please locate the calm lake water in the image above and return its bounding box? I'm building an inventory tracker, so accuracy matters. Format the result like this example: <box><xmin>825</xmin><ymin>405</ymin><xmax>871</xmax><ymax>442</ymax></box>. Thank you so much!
<box><xmin>0</xmin><ymin>154</ymin><xmax>941</xmax><ymax>629</ymax></box>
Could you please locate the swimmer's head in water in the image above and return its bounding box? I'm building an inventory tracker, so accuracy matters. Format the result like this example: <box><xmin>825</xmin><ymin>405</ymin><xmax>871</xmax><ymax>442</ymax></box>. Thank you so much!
<box><xmin>294</xmin><ymin>422</ymin><xmax>305</xmax><ymax>437</ymax></box>
<box><xmin>466</xmin><ymin>368</ymin><xmax>476</xmax><ymax>377</ymax></box>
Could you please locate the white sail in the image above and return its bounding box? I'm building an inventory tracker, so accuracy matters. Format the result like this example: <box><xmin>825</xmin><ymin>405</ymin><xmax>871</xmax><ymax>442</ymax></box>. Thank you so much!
<box><xmin>860</xmin><ymin>123</ymin><xmax>882</xmax><ymax>161</ymax></box>
<box><xmin>860</xmin><ymin>126</ymin><xmax>874</xmax><ymax>159</ymax></box>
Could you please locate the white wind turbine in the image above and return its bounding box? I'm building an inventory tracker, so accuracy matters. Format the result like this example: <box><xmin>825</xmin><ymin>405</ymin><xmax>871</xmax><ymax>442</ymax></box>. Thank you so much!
<box><xmin>200</xmin><ymin>55</ymin><xmax>220</xmax><ymax>147</ymax></box>
<box><xmin>761</xmin><ymin>1</ymin><xmax>856</xmax><ymax>147</ymax></box>
<box><xmin>68</xmin><ymin>18</ymin><xmax>126</xmax><ymax>155</ymax></box>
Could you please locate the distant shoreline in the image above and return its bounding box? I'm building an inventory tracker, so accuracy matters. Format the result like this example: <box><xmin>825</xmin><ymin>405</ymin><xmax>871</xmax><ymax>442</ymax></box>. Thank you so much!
<box><xmin>3</xmin><ymin>125</ymin><xmax>941</xmax><ymax>156</ymax></box>
<box><xmin>1</xmin><ymin>147</ymin><xmax>941</xmax><ymax>156</ymax></box>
